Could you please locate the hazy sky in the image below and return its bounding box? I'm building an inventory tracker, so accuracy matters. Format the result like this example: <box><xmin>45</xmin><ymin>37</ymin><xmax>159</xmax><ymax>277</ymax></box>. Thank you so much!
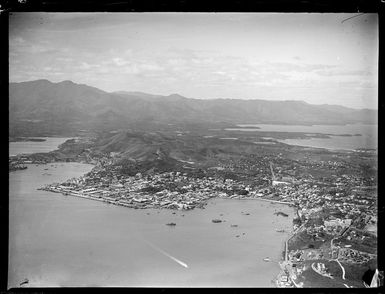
<box><xmin>9</xmin><ymin>13</ymin><xmax>378</xmax><ymax>109</ymax></box>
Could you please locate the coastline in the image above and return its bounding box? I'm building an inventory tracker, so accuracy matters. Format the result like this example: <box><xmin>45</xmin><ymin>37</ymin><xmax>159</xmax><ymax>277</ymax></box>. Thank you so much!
<box><xmin>9</xmin><ymin>137</ymin><xmax>73</xmax><ymax>157</ymax></box>
<box><xmin>16</xmin><ymin>156</ymin><xmax>298</xmax><ymax>287</ymax></box>
<box><xmin>277</xmin><ymin>139</ymin><xmax>377</xmax><ymax>153</ymax></box>
<box><xmin>10</xmin><ymin>163</ymin><xmax>292</xmax><ymax>287</ymax></box>
<box><xmin>221</xmin><ymin>197</ymin><xmax>297</xmax><ymax>287</ymax></box>
<box><xmin>9</xmin><ymin>129</ymin><xmax>377</xmax><ymax>287</ymax></box>
<box><xmin>268</xmin><ymin>200</ymin><xmax>298</xmax><ymax>288</ymax></box>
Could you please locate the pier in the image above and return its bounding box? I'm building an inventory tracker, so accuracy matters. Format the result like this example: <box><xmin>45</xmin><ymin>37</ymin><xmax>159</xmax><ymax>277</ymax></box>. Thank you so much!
<box><xmin>256</xmin><ymin>198</ymin><xmax>294</xmax><ymax>206</ymax></box>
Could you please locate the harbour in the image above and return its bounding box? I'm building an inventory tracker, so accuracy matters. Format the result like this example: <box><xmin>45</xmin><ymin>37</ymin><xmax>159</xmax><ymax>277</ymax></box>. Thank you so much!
<box><xmin>9</xmin><ymin>162</ymin><xmax>294</xmax><ymax>287</ymax></box>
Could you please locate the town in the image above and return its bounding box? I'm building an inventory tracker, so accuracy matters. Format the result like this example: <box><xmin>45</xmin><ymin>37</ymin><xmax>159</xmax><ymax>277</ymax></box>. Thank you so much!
<box><xmin>12</xmin><ymin>131</ymin><xmax>378</xmax><ymax>288</ymax></box>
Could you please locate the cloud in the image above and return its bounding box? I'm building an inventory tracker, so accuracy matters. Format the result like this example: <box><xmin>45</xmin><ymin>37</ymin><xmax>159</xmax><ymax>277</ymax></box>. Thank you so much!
<box><xmin>338</xmin><ymin>80</ymin><xmax>377</xmax><ymax>89</ymax></box>
<box><xmin>315</xmin><ymin>68</ymin><xmax>374</xmax><ymax>77</ymax></box>
<box><xmin>9</xmin><ymin>37</ymin><xmax>25</xmax><ymax>46</ymax></box>
<box><xmin>112</xmin><ymin>57</ymin><xmax>129</xmax><ymax>66</ymax></box>
<box><xmin>79</xmin><ymin>62</ymin><xmax>93</xmax><ymax>70</ymax></box>
<box><xmin>56</xmin><ymin>57</ymin><xmax>74</xmax><ymax>62</ymax></box>
<box><xmin>10</xmin><ymin>37</ymin><xmax>68</xmax><ymax>56</ymax></box>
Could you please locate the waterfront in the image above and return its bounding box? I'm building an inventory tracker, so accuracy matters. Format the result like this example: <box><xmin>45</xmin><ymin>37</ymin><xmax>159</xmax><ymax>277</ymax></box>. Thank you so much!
<box><xmin>226</xmin><ymin>124</ymin><xmax>377</xmax><ymax>151</ymax></box>
<box><xmin>9</xmin><ymin>137</ymin><xmax>73</xmax><ymax>156</ymax></box>
<box><xmin>9</xmin><ymin>163</ymin><xmax>294</xmax><ymax>287</ymax></box>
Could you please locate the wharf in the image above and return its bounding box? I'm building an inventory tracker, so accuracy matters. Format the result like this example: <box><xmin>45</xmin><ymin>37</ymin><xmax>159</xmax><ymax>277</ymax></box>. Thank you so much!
<box><xmin>256</xmin><ymin>198</ymin><xmax>294</xmax><ymax>206</ymax></box>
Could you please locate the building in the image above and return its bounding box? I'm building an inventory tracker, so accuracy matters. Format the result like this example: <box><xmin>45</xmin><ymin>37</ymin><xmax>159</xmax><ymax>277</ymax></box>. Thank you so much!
<box><xmin>324</xmin><ymin>218</ymin><xmax>352</xmax><ymax>228</ymax></box>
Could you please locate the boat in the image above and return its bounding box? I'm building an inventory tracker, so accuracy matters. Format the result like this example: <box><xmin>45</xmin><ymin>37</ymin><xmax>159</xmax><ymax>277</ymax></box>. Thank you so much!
<box><xmin>212</xmin><ymin>219</ymin><xmax>222</xmax><ymax>223</ymax></box>
<box><xmin>263</xmin><ymin>257</ymin><xmax>270</xmax><ymax>262</ymax></box>
<box><xmin>19</xmin><ymin>278</ymin><xmax>29</xmax><ymax>286</ymax></box>
<box><xmin>274</xmin><ymin>211</ymin><xmax>289</xmax><ymax>217</ymax></box>
<box><xmin>166</xmin><ymin>222</ymin><xmax>176</xmax><ymax>226</ymax></box>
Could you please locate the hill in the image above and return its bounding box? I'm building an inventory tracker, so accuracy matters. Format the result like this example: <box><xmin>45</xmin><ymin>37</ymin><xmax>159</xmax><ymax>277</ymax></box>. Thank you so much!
<box><xmin>9</xmin><ymin>79</ymin><xmax>377</xmax><ymax>136</ymax></box>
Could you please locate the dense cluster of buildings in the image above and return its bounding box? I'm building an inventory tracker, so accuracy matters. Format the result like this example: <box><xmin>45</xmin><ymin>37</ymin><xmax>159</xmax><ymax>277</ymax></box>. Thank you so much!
<box><xmin>40</xmin><ymin>169</ymin><xmax>257</xmax><ymax>210</ymax></box>
<box><xmin>338</xmin><ymin>248</ymin><xmax>376</xmax><ymax>264</ymax></box>
<box><xmin>266</xmin><ymin>169</ymin><xmax>377</xmax><ymax>287</ymax></box>
<box><xmin>9</xmin><ymin>157</ymin><xmax>28</xmax><ymax>171</ymax></box>
<box><xmin>28</xmin><ymin>137</ymin><xmax>377</xmax><ymax>288</ymax></box>
<box><xmin>9</xmin><ymin>155</ymin><xmax>50</xmax><ymax>171</ymax></box>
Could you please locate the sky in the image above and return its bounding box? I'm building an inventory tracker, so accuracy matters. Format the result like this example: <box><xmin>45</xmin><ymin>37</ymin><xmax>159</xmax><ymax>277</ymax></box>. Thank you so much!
<box><xmin>9</xmin><ymin>13</ymin><xmax>378</xmax><ymax>109</ymax></box>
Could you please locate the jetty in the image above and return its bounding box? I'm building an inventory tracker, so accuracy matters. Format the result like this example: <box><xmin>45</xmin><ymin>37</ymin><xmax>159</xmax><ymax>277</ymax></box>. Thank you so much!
<box><xmin>256</xmin><ymin>198</ymin><xmax>294</xmax><ymax>205</ymax></box>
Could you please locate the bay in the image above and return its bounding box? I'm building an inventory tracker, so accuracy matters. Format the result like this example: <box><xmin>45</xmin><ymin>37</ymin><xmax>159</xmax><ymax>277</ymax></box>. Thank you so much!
<box><xmin>9</xmin><ymin>163</ymin><xmax>294</xmax><ymax>288</ymax></box>
<box><xmin>227</xmin><ymin>124</ymin><xmax>377</xmax><ymax>150</ymax></box>
<box><xmin>9</xmin><ymin>137</ymin><xmax>73</xmax><ymax>156</ymax></box>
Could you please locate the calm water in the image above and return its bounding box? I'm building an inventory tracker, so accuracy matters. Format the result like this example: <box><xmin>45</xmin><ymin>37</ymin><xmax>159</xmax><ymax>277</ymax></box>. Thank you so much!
<box><xmin>9</xmin><ymin>163</ymin><xmax>294</xmax><ymax>288</ymax></box>
<box><xmin>9</xmin><ymin>137</ymin><xmax>72</xmax><ymax>156</ymax></box>
<box><xmin>227</xmin><ymin>124</ymin><xmax>377</xmax><ymax>150</ymax></box>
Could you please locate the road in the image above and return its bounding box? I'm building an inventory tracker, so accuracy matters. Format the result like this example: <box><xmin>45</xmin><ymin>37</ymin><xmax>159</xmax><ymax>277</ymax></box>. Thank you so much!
<box><xmin>331</xmin><ymin>237</ymin><xmax>337</xmax><ymax>249</ymax></box>
<box><xmin>329</xmin><ymin>238</ymin><xmax>346</xmax><ymax>280</ymax></box>
<box><xmin>334</xmin><ymin>259</ymin><xmax>346</xmax><ymax>280</ymax></box>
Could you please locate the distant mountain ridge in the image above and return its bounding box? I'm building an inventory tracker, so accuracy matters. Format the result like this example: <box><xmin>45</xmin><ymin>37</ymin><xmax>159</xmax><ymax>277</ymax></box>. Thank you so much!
<box><xmin>9</xmin><ymin>79</ymin><xmax>377</xmax><ymax>136</ymax></box>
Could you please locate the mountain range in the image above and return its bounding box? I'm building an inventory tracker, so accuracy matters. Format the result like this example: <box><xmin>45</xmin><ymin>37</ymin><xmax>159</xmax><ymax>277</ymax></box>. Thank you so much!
<box><xmin>9</xmin><ymin>79</ymin><xmax>377</xmax><ymax>136</ymax></box>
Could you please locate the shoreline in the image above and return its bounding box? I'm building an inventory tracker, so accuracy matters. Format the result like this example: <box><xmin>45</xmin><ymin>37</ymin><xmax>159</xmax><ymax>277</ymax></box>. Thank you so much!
<box><xmin>9</xmin><ymin>137</ymin><xmax>74</xmax><ymax>157</ymax></box>
<box><xmin>33</xmin><ymin>163</ymin><xmax>294</xmax><ymax>287</ymax></box>
<box><xmin>11</xmin><ymin>164</ymin><xmax>292</xmax><ymax>287</ymax></box>
<box><xmin>16</xmin><ymin>161</ymin><xmax>297</xmax><ymax>287</ymax></box>
<box><xmin>267</xmin><ymin>199</ymin><xmax>298</xmax><ymax>288</ymax></box>
<box><xmin>9</xmin><ymin>127</ymin><xmax>377</xmax><ymax>288</ymax></box>
<box><xmin>276</xmin><ymin>139</ymin><xmax>377</xmax><ymax>153</ymax></box>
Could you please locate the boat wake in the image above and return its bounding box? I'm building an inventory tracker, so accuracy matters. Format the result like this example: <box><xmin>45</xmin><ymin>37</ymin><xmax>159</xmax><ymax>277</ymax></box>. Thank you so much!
<box><xmin>142</xmin><ymin>239</ymin><xmax>189</xmax><ymax>268</ymax></box>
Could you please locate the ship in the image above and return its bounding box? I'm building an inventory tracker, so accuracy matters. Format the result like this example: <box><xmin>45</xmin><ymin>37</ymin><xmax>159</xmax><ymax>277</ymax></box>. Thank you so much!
<box><xmin>263</xmin><ymin>257</ymin><xmax>270</xmax><ymax>262</ymax></box>
<box><xmin>274</xmin><ymin>211</ymin><xmax>289</xmax><ymax>217</ymax></box>
<box><xmin>276</xmin><ymin>229</ymin><xmax>286</xmax><ymax>233</ymax></box>
<box><xmin>166</xmin><ymin>222</ymin><xmax>176</xmax><ymax>226</ymax></box>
